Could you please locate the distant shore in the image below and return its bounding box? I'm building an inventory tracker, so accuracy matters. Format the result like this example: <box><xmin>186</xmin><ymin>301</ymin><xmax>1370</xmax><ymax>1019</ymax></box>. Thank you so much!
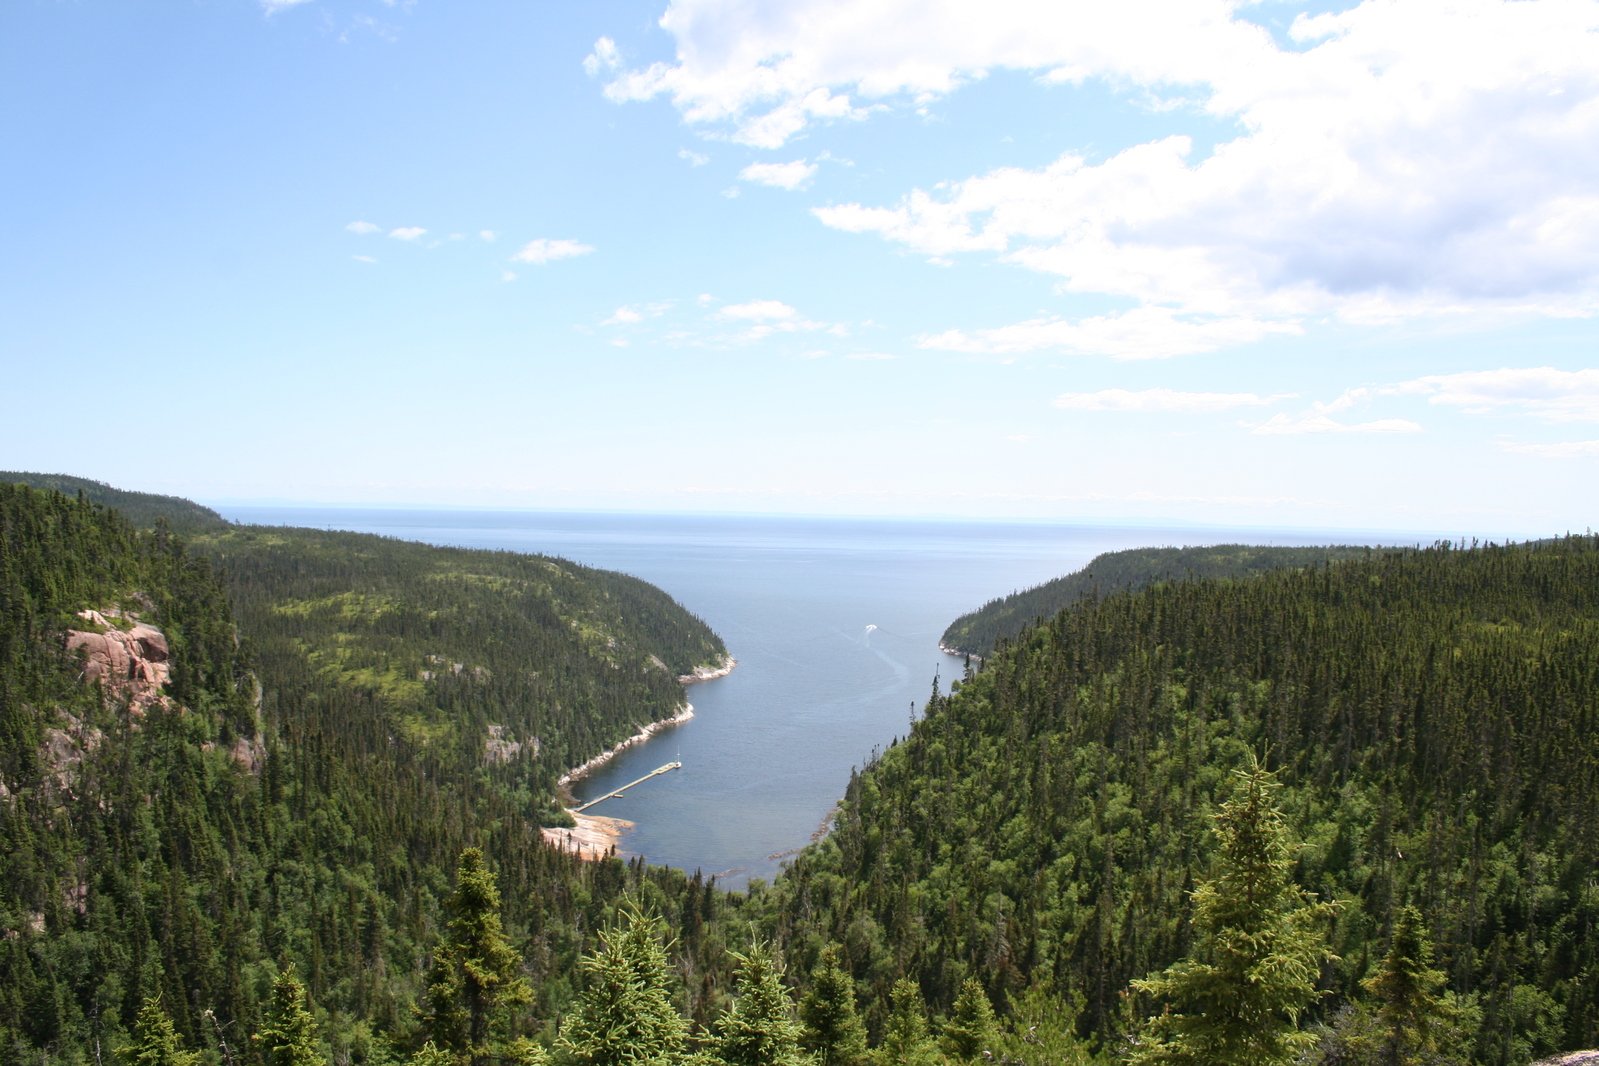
<box><xmin>544</xmin><ymin>652</ymin><xmax>735</xmax><ymax>860</ymax></box>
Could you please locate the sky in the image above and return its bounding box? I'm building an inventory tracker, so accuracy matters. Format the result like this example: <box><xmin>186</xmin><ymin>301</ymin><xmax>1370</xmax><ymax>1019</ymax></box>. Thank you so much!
<box><xmin>2</xmin><ymin>0</ymin><xmax>1595</xmax><ymax>537</ymax></box>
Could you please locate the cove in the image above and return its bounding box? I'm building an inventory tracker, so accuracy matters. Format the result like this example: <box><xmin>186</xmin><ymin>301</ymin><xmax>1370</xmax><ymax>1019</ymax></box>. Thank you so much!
<box><xmin>218</xmin><ymin>507</ymin><xmax>1398</xmax><ymax>889</ymax></box>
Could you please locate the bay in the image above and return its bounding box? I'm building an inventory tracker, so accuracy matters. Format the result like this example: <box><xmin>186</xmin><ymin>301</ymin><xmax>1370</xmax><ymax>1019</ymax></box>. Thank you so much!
<box><xmin>217</xmin><ymin>506</ymin><xmax>1410</xmax><ymax>889</ymax></box>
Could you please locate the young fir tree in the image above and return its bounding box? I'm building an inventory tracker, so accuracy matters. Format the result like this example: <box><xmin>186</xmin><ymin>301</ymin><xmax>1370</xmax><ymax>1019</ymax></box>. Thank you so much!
<box><xmin>421</xmin><ymin>848</ymin><xmax>532</xmax><ymax>1066</ymax></box>
<box><xmin>938</xmin><ymin>978</ymin><xmax>998</xmax><ymax>1063</ymax></box>
<box><xmin>713</xmin><ymin>941</ymin><xmax>807</xmax><ymax>1066</ymax></box>
<box><xmin>1127</xmin><ymin>756</ymin><xmax>1338</xmax><ymax>1066</ymax></box>
<box><xmin>798</xmin><ymin>945</ymin><xmax>868</xmax><ymax>1066</ymax></box>
<box><xmin>119</xmin><ymin>996</ymin><xmax>200</xmax><ymax>1066</ymax></box>
<box><xmin>557</xmin><ymin>900</ymin><xmax>688</xmax><ymax>1066</ymax></box>
<box><xmin>255</xmin><ymin>965</ymin><xmax>323</xmax><ymax>1066</ymax></box>
<box><xmin>1348</xmin><ymin>903</ymin><xmax>1474</xmax><ymax>1066</ymax></box>
<box><xmin>874</xmin><ymin>979</ymin><xmax>940</xmax><ymax>1066</ymax></box>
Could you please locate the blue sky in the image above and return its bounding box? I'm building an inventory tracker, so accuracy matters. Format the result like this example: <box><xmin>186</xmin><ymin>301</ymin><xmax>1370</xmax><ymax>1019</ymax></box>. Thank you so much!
<box><xmin>3</xmin><ymin>0</ymin><xmax>1595</xmax><ymax>537</ymax></box>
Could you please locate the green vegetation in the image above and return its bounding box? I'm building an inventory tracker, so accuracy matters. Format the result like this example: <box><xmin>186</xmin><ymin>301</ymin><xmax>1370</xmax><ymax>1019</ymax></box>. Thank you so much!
<box><xmin>5</xmin><ymin>473</ymin><xmax>1598</xmax><ymax>1065</ymax></box>
<box><xmin>2</xmin><ymin>472</ymin><xmax>230</xmax><ymax>535</ymax></box>
<box><xmin>777</xmin><ymin>535</ymin><xmax>1599</xmax><ymax>1062</ymax></box>
<box><xmin>940</xmin><ymin>543</ymin><xmax>1381</xmax><ymax>657</ymax></box>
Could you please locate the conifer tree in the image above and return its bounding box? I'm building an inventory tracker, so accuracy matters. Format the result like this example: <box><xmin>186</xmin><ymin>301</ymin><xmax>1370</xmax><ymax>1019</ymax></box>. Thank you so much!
<box><xmin>557</xmin><ymin>900</ymin><xmax>688</xmax><ymax>1066</ymax></box>
<box><xmin>798</xmin><ymin>946</ymin><xmax>867</xmax><ymax>1066</ymax></box>
<box><xmin>938</xmin><ymin>978</ymin><xmax>997</xmax><ymax>1063</ymax></box>
<box><xmin>874</xmin><ymin>979</ymin><xmax>940</xmax><ymax>1066</ymax></box>
<box><xmin>1128</xmin><ymin>757</ymin><xmax>1337</xmax><ymax>1066</ymax></box>
<box><xmin>422</xmin><ymin>848</ymin><xmax>531</xmax><ymax>1066</ymax></box>
<box><xmin>255</xmin><ymin>965</ymin><xmax>323</xmax><ymax>1066</ymax></box>
<box><xmin>713</xmin><ymin>940</ymin><xmax>806</xmax><ymax>1066</ymax></box>
<box><xmin>119</xmin><ymin>996</ymin><xmax>200</xmax><ymax>1066</ymax></box>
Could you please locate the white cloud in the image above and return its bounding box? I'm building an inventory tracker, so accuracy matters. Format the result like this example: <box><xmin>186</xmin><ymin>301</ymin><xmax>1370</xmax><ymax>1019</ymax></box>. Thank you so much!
<box><xmin>1379</xmin><ymin>367</ymin><xmax>1599</xmax><ymax>424</ymax></box>
<box><xmin>739</xmin><ymin>159</ymin><xmax>818</xmax><ymax>191</ymax></box>
<box><xmin>352</xmin><ymin>255</ymin><xmax>377</xmax><ymax>264</ymax></box>
<box><xmin>1500</xmin><ymin>438</ymin><xmax>1599</xmax><ymax>459</ymax></box>
<box><xmin>921</xmin><ymin>307</ymin><xmax>1300</xmax><ymax>360</ymax></box>
<box><xmin>603</xmin><ymin>301</ymin><xmax>674</xmax><ymax>327</ymax></box>
<box><xmin>501</xmin><ymin>270</ymin><xmax>518</xmax><ymax>283</ymax></box>
<box><xmin>479</xmin><ymin>230</ymin><xmax>497</xmax><ymax>242</ymax></box>
<box><xmin>607</xmin><ymin>0</ymin><xmax>1599</xmax><ymax>340</ymax></box>
<box><xmin>718</xmin><ymin>299</ymin><xmax>799</xmax><ymax>321</ymax></box>
<box><xmin>679</xmin><ymin>148</ymin><xmax>710</xmax><ymax>167</ymax></box>
<box><xmin>261</xmin><ymin>0</ymin><xmax>313</xmax><ymax>13</ymax></box>
<box><xmin>584</xmin><ymin>36</ymin><xmax>621</xmax><ymax>77</ymax></box>
<box><xmin>388</xmin><ymin>226</ymin><xmax>427</xmax><ymax>241</ymax></box>
<box><xmin>1252</xmin><ymin>412</ymin><xmax>1423</xmax><ymax>436</ymax></box>
<box><xmin>510</xmin><ymin>238</ymin><xmax>595</xmax><ymax>264</ymax></box>
<box><xmin>1054</xmin><ymin>388</ymin><xmax>1291</xmax><ymax>413</ymax></box>
<box><xmin>345</xmin><ymin>220</ymin><xmax>380</xmax><ymax>235</ymax></box>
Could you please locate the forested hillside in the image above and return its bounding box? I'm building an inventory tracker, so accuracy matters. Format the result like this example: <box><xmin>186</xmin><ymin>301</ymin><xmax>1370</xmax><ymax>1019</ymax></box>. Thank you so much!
<box><xmin>0</xmin><ymin>483</ymin><xmax>750</xmax><ymax>1064</ymax></box>
<box><xmin>941</xmin><ymin>544</ymin><xmax>1379</xmax><ymax>658</ymax></box>
<box><xmin>1</xmin><ymin>472</ymin><xmax>230</xmax><ymax>534</ymax></box>
<box><xmin>780</xmin><ymin>537</ymin><xmax>1599</xmax><ymax>1064</ymax></box>
<box><xmin>7</xmin><ymin>475</ymin><xmax>1598</xmax><ymax>1065</ymax></box>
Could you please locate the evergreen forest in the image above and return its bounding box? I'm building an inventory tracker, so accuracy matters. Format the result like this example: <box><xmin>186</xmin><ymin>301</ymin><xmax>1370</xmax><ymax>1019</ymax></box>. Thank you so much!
<box><xmin>2</xmin><ymin>474</ymin><xmax>1596</xmax><ymax>1065</ymax></box>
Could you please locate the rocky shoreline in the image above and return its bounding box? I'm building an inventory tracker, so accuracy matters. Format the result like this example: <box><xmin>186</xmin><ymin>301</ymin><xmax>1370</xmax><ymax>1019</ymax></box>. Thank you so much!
<box><xmin>543</xmin><ymin>653</ymin><xmax>736</xmax><ymax>861</ymax></box>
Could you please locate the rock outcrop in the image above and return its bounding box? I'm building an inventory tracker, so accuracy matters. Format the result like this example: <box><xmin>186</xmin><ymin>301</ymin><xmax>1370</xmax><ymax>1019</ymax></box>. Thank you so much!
<box><xmin>64</xmin><ymin>609</ymin><xmax>171</xmax><ymax>714</ymax></box>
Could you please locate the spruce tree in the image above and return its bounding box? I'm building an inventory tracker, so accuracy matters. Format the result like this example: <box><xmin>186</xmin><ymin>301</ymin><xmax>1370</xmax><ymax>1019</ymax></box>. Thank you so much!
<box><xmin>422</xmin><ymin>848</ymin><xmax>531</xmax><ymax>1066</ymax></box>
<box><xmin>557</xmin><ymin>900</ymin><xmax>688</xmax><ymax>1066</ymax></box>
<box><xmin>119</xmin><ymin>996</ymin><xmax>200</xmax><ymax>1066</ymax></box>
<box><xmin>938</xmin><ymin>978</ymin><xmax>997</xmax><ymax>1063</ymax></box>
<box><xmin>874</xmin><ymin>979</ymin><xmax>939</xmax><ymax>1066</ymax></box>
<box><xmin>255</xmin><ymin>965</ymin><xmax>323</xmax><ymax>1066</ymax></box>
<box><xmin>798</xmin><ymin>946</ymin><xmax>867</xmax><ymax>1066</ymax></box>
<box><xmin>713</xmin><ymin>941</ymin><xmax>806</xmax><ymax>1066</ymax></box>
<box><xmin>1128</xmin><ymin>757</ymin><xmax>1337</xmax><ymax>1066</ymax></box>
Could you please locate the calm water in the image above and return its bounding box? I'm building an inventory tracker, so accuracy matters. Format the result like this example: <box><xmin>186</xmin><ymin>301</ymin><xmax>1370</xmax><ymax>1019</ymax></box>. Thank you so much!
<box><xmin>218</xmin><ymin>506</ymin><xmax>1411</xmax><ymax>888</ymax></box>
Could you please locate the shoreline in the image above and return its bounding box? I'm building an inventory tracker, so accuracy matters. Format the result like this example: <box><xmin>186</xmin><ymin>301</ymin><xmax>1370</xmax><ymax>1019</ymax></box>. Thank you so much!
<box><xmin>546</xmin><ymin>652</ymin><xmax>736</xmax><ymax>861</ymax></box>
<box><xmin>557</xmin><ymin>701</ymin><xmax>697</xmax><ymax>789</ymax></box>
<box><xmin>678</xmin><ymin>652</ymin><xmax>736</xmax><ymax>686</ymax></box>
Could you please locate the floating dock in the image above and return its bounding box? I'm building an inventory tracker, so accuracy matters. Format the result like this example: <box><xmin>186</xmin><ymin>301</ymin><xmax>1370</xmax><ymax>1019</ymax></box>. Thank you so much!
<box><xmin>573</xmin><ymin>761</ymin><xmax>681</xmax><ymax>813</ymax></box>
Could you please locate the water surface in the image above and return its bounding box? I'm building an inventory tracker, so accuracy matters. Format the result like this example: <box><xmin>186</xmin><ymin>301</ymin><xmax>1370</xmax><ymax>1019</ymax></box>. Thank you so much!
<box><xmin>218</xmin><ymin>507</ymin><xmax>1413</xmax><ymax>888</ymax></box>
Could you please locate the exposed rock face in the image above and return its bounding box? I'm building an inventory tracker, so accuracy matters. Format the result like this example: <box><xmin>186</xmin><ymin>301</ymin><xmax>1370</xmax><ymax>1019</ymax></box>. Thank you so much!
<box><xmin>64</xmin><ymin>609</ymin><xmax>171</xmax><ymax>714</ymax></box>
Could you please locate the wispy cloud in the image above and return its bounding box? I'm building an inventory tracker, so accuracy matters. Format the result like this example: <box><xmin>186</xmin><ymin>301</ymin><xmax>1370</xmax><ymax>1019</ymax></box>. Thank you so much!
<box><xmin>739</xmin><ymin>159</ymin><xmax>818</xmax><ymax>191</ymax></box>
<box><xmin>1055</xmin><ymin>388</ymin><xmax>1292</xmax><ymax>413</ymax></box>
<box><xmin>679</xmin><ymin>148</ymin><xmax>710</xmax><ymax>167</ymax></box>
<box><xmin>921</xmin><ymin>308</ymin><xmax>1300</xmax><ymax>361</ymax></box>
<box><xmin>261</xmin><ymin>0</ymin><xmax>314</xmax><ymax>14</ymax></box>
<box><xmin>346</xmin><ymin>220</ymin><xmax>381</xmax><ymax>235</ymax></box>
<box><xmin>718</xmin><ymin>299</ymin><xmax>800</xmax><ymax>322</ymax></box>
<box><xmin>1499</xmin><ymin>439</ymin><xmax>1599</xmax><ymax>459</ymax></box>
<box><xmin>510</xmin><ymin>238</ymin><xmax>595</xmax><ymax>265</ymax></box>
<box><xmin>602</xmin><ymin>301</ymin><xmax>674</xmax><ymax>327</ymax></box>
<box><xmin>584</xmin><ymin>36</ymin><xmax>621</xmax><ymax>77</ymax></box>
<box><xmin>388</xmin><ymin>226</ymin><xmax>427</xmax><ymax>241</ymax></box>
<box><xmin>1252</xmin><ymin>412</ymin><xmax>1423</xmax><ymax>436</ymax></box>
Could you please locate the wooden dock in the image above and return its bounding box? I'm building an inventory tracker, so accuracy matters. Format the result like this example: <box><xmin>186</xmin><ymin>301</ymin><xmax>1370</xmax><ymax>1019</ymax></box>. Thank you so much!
<box><xmin>573</xmin><ymin>761</ymin><xmax>681</xmax><ymax>813</ymax></box>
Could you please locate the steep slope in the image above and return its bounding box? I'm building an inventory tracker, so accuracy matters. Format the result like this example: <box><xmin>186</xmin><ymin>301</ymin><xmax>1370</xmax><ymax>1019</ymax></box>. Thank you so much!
<box><xmin>777</xmin><ymin>538</ymin><xmax>1599</xmax><ymax>1062</ymax></box>
<box><xmin>941</xmin><ymin>544</ymin><xmax>1380</xmax><ymax>658</ymax></box>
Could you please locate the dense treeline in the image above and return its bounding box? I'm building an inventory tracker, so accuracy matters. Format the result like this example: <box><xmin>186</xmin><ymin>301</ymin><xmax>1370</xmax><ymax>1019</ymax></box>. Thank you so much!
<box><xmin>8</xmin><ymin>475</ymin><xmax>1599</xmax><ymax>1064</ymax></box>
<box><xmin>0</xmin><ymin>472</ymin><xmax>230</xmax><ymax>535</ymax></box>
<box><xmin>0</xmin><ymin>483</ymin><xmax>751</xmax><ymax>1064</ymax></box>
<box><xmin>775</xmin><ymin>536</ymin><xmax>1599</xmax><ymax>1063</ymax></box>
<box><xmin>192</xmin><ymin>524</ymin><xmax>728</xmax><ymax>814</ymax></box>
<box><xmin>940</xmin><ymin>544</ymin><xmax>1381</xmax><ymax>658</ymax></box>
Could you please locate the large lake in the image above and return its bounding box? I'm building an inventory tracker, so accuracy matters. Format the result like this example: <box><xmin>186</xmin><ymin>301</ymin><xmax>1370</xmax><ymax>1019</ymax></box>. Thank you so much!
<box><xmin>217</xmin><ymin>507</ymin><xmax>1417</xmax><ymax>888</ymax></box>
